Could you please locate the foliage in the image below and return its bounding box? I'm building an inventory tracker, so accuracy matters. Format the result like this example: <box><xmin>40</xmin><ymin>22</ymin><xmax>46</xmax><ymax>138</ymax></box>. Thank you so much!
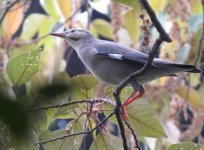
<box><xmin>0</xmin><ymin>0</ymin><xmax>203</xmax><ymax>149</ymax></box>
<box><xmin>167</xmin><ymin>142</ymin><xmax>202</xmax><ymax>150</ymax></box>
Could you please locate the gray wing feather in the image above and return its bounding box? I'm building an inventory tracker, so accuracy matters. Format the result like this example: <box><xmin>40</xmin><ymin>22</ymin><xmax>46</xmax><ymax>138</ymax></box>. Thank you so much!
<box><xmin>93</xmin><ymin>40</ymin><xmax>200</xmax><ymax>76</ymax></box>
<box><xmin>94</xmin><ymin>40</ymin><xmax>190</xmax><ymax>76</ymax></box>
<box><xmin>95</xmin><ymin>40</ymin><xmax>157</xmax><ymax>66</ymax></box>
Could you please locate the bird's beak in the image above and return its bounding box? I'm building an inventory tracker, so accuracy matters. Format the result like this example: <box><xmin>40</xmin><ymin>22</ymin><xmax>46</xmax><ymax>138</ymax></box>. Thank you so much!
<box><xmin>50</xmin><ymin>32</ymin><xmax>66</xmax><ymax>38</ymax></box>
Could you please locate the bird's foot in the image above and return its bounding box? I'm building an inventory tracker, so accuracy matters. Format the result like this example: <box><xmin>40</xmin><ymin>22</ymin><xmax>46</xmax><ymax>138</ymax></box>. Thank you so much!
<box><xmin>121</xmin><ymin>106</ymin><xmax>128</xmax><ymax>121</ymax></box>
<box><xmin>120</xmin><ymin>87</ymin><xmax>145</xmax><ymax>120</ymax></box>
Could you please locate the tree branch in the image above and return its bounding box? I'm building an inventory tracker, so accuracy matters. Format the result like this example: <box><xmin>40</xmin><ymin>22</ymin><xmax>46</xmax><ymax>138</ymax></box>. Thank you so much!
<box><xmin>112</xmin><ymin>1</ymin><xmax>172</xmax><ymax>149</ymax></box>
<box><xmin>36</xmin><ymin>112</ymin><xmax>115</xmax><ymax>144</ymax></box>
<box><xmin>125</xmin><ymin>121</ymin><xmax>141</xmax><ymax>150</ymax></box>
<box><xmin>27</xmin><ymin>98</ymin><xmax>115</xmax><ymax>111</ymax></box>
<box><xmin>113</xmin><ymin>36</ymin><xmax>163</xmax><ymax>150</ymax></box>
<box><xmin>114</xmin><ymin>105</ymin><xmax>128</xmax><ymax>149</ymax></box>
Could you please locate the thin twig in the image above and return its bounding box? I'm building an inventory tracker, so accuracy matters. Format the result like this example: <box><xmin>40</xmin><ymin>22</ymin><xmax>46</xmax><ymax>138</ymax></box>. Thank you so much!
<box><xmin>113</xmin><ymin>101</ymin><xmax>128</xmax><ymax>149</ymax></box>
<box><xmin>36</xmin><ymin>112</ymin><xmax>115</xmax><ymax>144</ymax></box>
<box><xmin>88</xmin><ymin>117</ymin><xmax>99</xmax><ymax>150</ymax></box>
<box><xmin>27</xmin><ymin>98</ymin><xmax>115</xmax><ymax>111</ymax></box>
<box><xmin>125</xmin><ymin>121</ymin><xmax>141</xmax><ymax>150</ymax></box>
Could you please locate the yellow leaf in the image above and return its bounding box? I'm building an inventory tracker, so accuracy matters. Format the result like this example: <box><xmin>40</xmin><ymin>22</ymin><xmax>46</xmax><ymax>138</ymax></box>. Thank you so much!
<box><xmin>57</xmin><ymin>0</ymin><xmax>71</xmax><ymax>24</ymax></box>
<box><xmin>124</xmin><ymin>9</ymin><xmax>141</xmax><ymax>43</ymax></box>
<box><xmin>160</xmin><ymin>42</ymin><xmax>177</xmax><ymax>61</ymax></box>
<box><xmin>2</xmin><ymin>2</ymin><xmax>25</xmax><ymax>40</ymax></box>
<box><xmin>89</xmin><ymin>24</ymin><xmax>99</xmax><ymax>38</ymax></box>
<box><xmin>189</xmin><ymin>73</ymin><xmax>200</xmax><ymax>87</ymax></box>
<box><xmin>192</xmin><ymin>0</ymin><xmax>202</xmax><ymax>15</ymax></box>
<box><xmin>92</xmin><ymin>19</ymin><xmax>113</xmax><ymax>39</ymax></box>
<box><xmin>116</xmin><ymin>0</ymin><xmax>140</xmax><ymax>9</ymax></box>
<box><xmin>150</xmin><ymin>0</ymin><xmax>168</xmax><ymax>13</ymax></box>
<box><xmin>159</xmin><ymin>77</ymin><xmax>170</xmax><ymax>86</ymax></box>
<box><xmin>176</xmin><ymin>86</ymin><xmax>203</xmax><ymax>108</ymax></box>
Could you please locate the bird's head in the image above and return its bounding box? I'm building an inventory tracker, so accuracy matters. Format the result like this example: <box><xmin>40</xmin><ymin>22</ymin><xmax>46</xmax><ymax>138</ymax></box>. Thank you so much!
<box><xmin>50</xmin><ymin>29</ymin><xmax>94</xmax><ymax>50</ymax></box>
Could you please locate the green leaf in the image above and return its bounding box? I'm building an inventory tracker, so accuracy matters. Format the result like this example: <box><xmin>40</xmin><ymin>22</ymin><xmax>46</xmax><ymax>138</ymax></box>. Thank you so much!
<box><xmin>9</xmin><ymin>44</ymin><xmax>39</xmax><ymax>59</ymax></box>
<box><xmin>20</xmin><ymin>14</ymin><xmax>49</xmax><ymax>40</ymax></box>
<box><xmin>71</xmin><ymin>86</ymin><xmax>92</xmax><ymax>100</ymax></box>
<box><xmin>39</xmin><ymin>0</ymin><xmax>59</xmax><ymax>20</ymax></box>
<box><xmin>150</xmin><ymin>0</ymin><xmax>168</xmax><ymax>13</ymax></box>
<box><xmin>40</xmin><ymin>120</ymin><xmax>83</xmax><ymax>150</ymax></box>
<box><xmin>29</xmin><ymin>110</ymin><xmax>47</xmax><ymax>134</ymax></box>
<box><xmin>92</xmin><ymin>19</ymin><xmax>113</xmax><ymax>39</ymax></box>
<box><xmin>70</xmin><ymin>75</ymin><xmax>99</xmax><ymax>91</ymax></box>
<box><xmin>126</xmin><ymin>99</ymin><xmax>167</xmax><ymax>138</ymax></box>
<box><xmin>0</xmin><ymin>91</ymin><xmax>28</xmax><ymax>136</ymax></box>
<box><xmin>90</xmin><ymin>132</ymin><xmax>123</xmax><ymax>150</ymax></box>
<box><xmin>39</xmin><ymin>18</ymin><xmax>56</xmax><ymax>37</ymax></box>
<box><xmin>104</xmin><ymin>86</ymin><xmax>132</xmax><ymax>123</ymax></box>
<box><xmin>54</xmin><ymin>104</ymin><xmax>78</xmax><ymax>118</ymax></box>
<box><xmin>70</xmin><ymin>74</ymin><xmax>99</xmax><ymax>100</ymax></box>
<box><xmin>8</xmin><ymin>130</ymin><xmax>40</xmax><ymax>150</ymax></box>
<box><xmin>6</xmin><ymin>48</ymin><xmax>42</xmax><ymax>86</ymax></box>
<box><xmin>36</xmin><ymin>72</ymin><xmax>71</xmax><ymax>102</ymax></box>
<box><xmin>124</xmin><ymin>8</ymin><xmax>142</xmax><ymax>43</ymax></box>
<box><xmin>116</xmin><ymin>0</ymin><xmax>140</xmax><ymax>9</ymax></box>
<box><xmin>105</xmin><ymin>85</ymin><xmax>133</xmax><ymax>102</ymax></box>
<box><xmin>168</xmin><ymin>142</ymin><xmax>202</xmax><ymax>150</ymax></box>
<box><xmin>104</xmin><ymin>85</ymin><xmax>115</xmax><ymax>98</ymax></box>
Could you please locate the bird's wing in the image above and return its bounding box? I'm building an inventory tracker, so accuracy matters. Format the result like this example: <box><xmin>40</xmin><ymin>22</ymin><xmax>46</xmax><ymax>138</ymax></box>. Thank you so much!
<box><xmin>94</xmin><ymin>40</ymin><xmax>180</xmax><ymax>76</ymax></box>
<box><xmin>95</xmin><ymin>40</ymin><xmax>157</xmax><ymax>66</ymax></box>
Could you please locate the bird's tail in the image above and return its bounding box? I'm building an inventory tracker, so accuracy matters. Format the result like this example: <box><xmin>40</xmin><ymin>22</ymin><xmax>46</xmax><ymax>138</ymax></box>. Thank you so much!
<box><xmin>167</xmin><ymin>63</ymin><xmax>201</xmax><ymax>73</ymax></box>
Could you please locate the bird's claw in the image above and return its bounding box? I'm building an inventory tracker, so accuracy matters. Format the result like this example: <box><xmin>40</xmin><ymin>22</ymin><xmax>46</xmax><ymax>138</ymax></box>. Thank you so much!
<box><xmin>121</xmin><ymin>106</ymin><xmax>128</xmax><ymax>121</ymax></box>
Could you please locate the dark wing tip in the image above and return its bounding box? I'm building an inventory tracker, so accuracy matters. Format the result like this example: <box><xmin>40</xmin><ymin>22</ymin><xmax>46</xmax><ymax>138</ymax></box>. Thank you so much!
<box><xmin>187</xmin><ymin>67</ymin><xmax>201</xmax><ymax>73</ymax></box>
<box><xmin>182</xmin><ymin>64</ymin><xmax>201</xmax><ymax>73</ymax></box>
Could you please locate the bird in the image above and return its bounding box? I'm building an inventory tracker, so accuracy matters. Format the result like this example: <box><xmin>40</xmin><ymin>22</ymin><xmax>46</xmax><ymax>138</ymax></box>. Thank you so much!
<box><xmin>50</xmin><ymin>28</ymin><xmax>201</xmax><ymax>120</ymax></box>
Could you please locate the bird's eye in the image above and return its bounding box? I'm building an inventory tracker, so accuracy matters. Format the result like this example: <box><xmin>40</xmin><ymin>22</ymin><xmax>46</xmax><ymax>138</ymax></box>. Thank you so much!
<box><xmin>70</xmin><ymin>29</ymin><xmax>76</xmax><ymax>33</ymax></box>
<box><xmin>70</xmin><ymin>37</ymin><xmax>79</xmax><ymax>41</ymax></box>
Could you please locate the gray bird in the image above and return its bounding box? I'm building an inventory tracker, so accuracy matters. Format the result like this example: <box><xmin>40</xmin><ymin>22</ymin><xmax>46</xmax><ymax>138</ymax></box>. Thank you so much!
<box><xmin>50</xmin><ymin>29</ymin><xmax>200</xmax><ymax>119</ymax></box>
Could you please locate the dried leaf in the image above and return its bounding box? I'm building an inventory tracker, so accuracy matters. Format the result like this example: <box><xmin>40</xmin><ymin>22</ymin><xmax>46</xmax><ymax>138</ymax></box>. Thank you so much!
<box><xmin>2</xmin><ymin>2</ymin><xmax>25</xmax><ymax>40</ymax></box>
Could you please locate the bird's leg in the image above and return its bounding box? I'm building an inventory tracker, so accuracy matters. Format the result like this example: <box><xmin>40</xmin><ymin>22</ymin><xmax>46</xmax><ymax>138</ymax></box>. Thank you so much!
<box><xmin>121</xmin><ymin>86</ymin><xmax>145</xmax><ymax>120</ymax></box>
<box><xmin>122</xmin><ymin>86</ymin><xmax>145</xmax><ymax>107</ymax></box>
